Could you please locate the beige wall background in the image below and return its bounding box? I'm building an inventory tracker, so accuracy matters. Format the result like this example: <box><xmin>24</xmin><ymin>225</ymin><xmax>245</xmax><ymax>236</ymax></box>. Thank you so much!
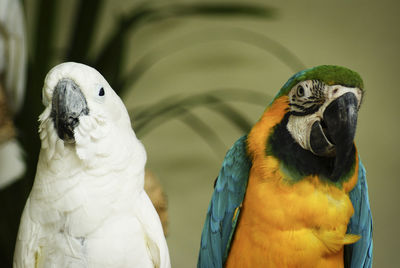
<box><xmin>26</xmin><ymin>0</ymin><xmax>400</xmax><ymax>267</ymax></box>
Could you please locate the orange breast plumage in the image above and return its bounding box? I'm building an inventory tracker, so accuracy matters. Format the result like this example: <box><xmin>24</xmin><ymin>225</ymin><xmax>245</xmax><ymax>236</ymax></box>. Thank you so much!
<box><xmin>225</xmin><ymin>96</ymin><xmax>360</xmax><ymax>268</ymax></box>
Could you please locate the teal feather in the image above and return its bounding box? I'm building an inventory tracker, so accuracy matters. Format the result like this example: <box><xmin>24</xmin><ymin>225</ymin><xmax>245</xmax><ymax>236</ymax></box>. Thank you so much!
<box><xmin>344</xmin><ymin>158</ymin><xmax>373</xmax><ymax>268</ymax></box>
<box><xmin>198</xmin><ymin>135</ymin><xmax>252</xmax><ymax>268</ymax></box>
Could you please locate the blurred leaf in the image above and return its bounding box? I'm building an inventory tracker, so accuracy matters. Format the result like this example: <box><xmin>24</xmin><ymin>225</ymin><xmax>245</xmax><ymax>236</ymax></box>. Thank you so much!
<box><xmin>135</xmin><ymin>104</ymin><xmax>230</xmax><ymax>156</ymax></box>
<box><xmin>93</xmin><ymin>2</ymin><xmax>275</xmax><ymax>92</ymax></box>
<box><xmin>134</xmin><ymin>101</ymin><xmax>227</xmax><ymax>156</ymax></box>
<box><xmin>133</xmin><ymin>88</ymin><xmax>269</xmax><ymax>119</ymax></box>
<box><xmin>177</xmin><ymin>108</ymin><xmax>227</xmax><ymax>156</ymax></box>
<box><xmin>133</xmin><ymin>94</ymin><xmax>220</xmax><ymax>136</ymax></box>
<box><xmin>0</xmin><ymin>179</ymin><xmax>27</xmax><ymax>265</ymax></box>
<box><xmin>230</xmin><ymin>27</ymin><xmax>306</xmax><ymax>71</ymax></box>
<box><xmin>147</xmin><ymin>3</ymin><xmax>275</xmax><ymax>19</ymax></box>
<box><xmin>66</xmin><ymin>0</ymin><xmax>104</xmax><ymax>61</ymax></box>
<box><xmin>17</xmin><ymin>0</ymin><xmax>59</xmax><ymax>188</ymax></box>
<box><xmin>132</xmin><ymin>89</ymin><xmax>270</xmax><ymax>137</ymax></box>
<box><xmin>206</xmin><ymin>96</ymin><xmax>253</xmax><ymax>132</ymax></box>
<box><xmin>118</xmin><ymin>27</ymin><xmax>305</xmax><ymax>96</ymax></box>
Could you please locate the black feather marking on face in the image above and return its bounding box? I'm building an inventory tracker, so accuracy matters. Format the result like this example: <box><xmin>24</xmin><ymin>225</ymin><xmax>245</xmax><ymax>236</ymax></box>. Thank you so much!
<box><xmin>289</xmin><ymin>105</ymin><xmax>321</xmax><ymax>116</ymax></box>
<box><xmin>289</xmin><ymin>80</ymin><xmax>326</xmax><ymax>116</ymax></box>
<box><xmin>303</xmin><ymin>100</ymin><xmax>320</xmax><ymax>105</ymax></box>
<box><xmin>289</xmin><ymin>103</ymin><xmax>304</xmax><ymax>109</ymax></box>
<box><xmin>266</xmin><ymin>113</ymin><xmax>356</xmax><ymax>183</ymax></box>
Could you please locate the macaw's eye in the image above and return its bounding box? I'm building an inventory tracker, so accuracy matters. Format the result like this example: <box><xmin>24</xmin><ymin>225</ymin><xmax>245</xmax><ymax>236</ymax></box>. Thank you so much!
<box><xmin>297</xmin><ymin>85</ymin><xmax>305</xmax><ymax>97</ymax></box>
<box><xmin>99</xmin><ymin>87</ymin><xmax>105</xmax><ymax>96</ymax></box>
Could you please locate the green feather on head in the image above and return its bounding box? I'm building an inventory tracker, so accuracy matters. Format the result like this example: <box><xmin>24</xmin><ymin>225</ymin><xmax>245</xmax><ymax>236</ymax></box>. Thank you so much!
<box><xmin>273</xmin><ymin>65</ymin><xmax>364</xmax><ymax>101</ymax></box>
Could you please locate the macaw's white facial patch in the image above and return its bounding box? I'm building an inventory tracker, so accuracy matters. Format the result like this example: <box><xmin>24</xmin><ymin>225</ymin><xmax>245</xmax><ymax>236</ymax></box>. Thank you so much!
<box><xmin>287</xmin><ymin>113</ymin><xmax>325</xmax><ymax>152</ymax></box>
<box><xmin>286</xmin><ymin>81</ymin><xmax>363</xmax><ymax>156</ymax></box>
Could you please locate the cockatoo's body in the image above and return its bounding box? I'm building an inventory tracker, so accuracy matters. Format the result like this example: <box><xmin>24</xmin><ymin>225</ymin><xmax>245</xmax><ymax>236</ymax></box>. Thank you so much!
<box><xmin>14</xmin><ymin>62</ymin><xmax>170</xmax><ymax>268</ymax></box>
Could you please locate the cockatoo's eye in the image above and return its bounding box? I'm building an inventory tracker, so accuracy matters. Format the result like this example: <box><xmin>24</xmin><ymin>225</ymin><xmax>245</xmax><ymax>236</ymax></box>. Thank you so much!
<box><xmin>94</xmin><ymin>85</ymin><xmax>106</xmax><ymax>103</ymax></box>
<box><xmin>99</xmin><ymin>87</ymin><xmax>105</xmax><ymax>96</ymax></box>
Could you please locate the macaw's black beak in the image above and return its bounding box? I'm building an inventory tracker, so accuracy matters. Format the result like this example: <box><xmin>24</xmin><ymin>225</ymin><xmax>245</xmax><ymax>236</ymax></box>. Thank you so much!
<box><xmin>51</xmin><ymin>78</ymin><xmax>89</xmax><ymax>143</ymax></box>
<box><xmin>310</xmin><ymin>92</ymin><xmax>359</xmax><ymax>180</ymax></box>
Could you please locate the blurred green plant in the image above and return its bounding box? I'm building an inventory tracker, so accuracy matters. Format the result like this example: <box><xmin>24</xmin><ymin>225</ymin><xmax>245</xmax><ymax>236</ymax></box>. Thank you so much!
<box><xmin>0</xmin><ymin>0</ymin><xmax>305</xmax><ymax>266</ymax></box>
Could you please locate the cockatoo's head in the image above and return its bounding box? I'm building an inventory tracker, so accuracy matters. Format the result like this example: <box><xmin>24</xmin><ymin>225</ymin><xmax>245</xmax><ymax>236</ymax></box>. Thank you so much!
<box><xmin>42</xmin><ymin>62</ymin><xmax>129</xmax><ymax>143</ymax></box>
<box><xmin>39</xmin><ymin>62</ymin><xmax>139</xmax><ymax>164</ymax></box>
<box><xmin>264</xmin><ymin>65</ymin><xmax>364</xmax><ymax>181</ymax></box>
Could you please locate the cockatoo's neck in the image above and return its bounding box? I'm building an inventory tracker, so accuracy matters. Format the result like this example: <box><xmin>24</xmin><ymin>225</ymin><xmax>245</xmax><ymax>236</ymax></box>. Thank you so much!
<box><xmin>38</xmin><ymin>107</ymin><xmax>146</xmax><ymax>179</ymax></box>
<box><xmin>34</xmin><ymin>109</ymin><xmax>147</xmax><ymax>226</ymax></box>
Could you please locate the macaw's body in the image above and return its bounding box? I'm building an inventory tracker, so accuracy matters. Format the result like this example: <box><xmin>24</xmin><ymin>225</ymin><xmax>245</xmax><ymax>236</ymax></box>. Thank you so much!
<box><xmin>198</xmin><ymin>66</ymin><xmax>373</xmax><ymax>268</ymax></box>
<box><xmin>226</xmin><ymin>98</ymin><xmax>360</xmax><ymax>268</ymax></box>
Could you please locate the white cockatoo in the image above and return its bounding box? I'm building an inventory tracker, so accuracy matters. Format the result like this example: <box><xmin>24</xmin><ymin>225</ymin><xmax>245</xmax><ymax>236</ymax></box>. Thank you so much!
<box><xmin>0</xmin><ymin>0</ymin><xmax>27</xmax><ymax>188</ymax></box>
<box><xmin>13</xmin><ymin>62</ymin><xmax>170</xmax><ymax>268</ymax></box>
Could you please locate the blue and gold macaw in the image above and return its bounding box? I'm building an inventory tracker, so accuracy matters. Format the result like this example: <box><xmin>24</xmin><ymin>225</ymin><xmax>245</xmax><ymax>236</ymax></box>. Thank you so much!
<box><xmin>198</xmin><ymin>65</ymin><xmax>373</xmax><ymax>267</ymax></box>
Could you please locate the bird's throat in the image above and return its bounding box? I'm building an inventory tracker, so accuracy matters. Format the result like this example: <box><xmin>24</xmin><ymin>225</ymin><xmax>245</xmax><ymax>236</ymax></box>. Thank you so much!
<box><xmin>266</xmin><ymin>113</ymin><xmax>356</xmax><ymax>184</ymax></box>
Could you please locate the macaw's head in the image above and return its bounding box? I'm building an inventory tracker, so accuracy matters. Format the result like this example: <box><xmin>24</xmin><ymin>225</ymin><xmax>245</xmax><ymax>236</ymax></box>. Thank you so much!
<box><xmin>264</xmin><ymin>65</ymin><xmax>364</xmax><ymax>182</ymax></box>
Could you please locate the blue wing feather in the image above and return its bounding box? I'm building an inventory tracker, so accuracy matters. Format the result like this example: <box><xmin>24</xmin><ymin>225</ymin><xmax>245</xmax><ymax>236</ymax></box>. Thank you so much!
<box><xmin>344</xmin><ymin>158</ymin><xmax>373</xmax><ymax>268</ymax></box>
<box><xmin>198</xmin><ymin>135</ymin><xmax>252</xmax><ymax>268</ymax></box>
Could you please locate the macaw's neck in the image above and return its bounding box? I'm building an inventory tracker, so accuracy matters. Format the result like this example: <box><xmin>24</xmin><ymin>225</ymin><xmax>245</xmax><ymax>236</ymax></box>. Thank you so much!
<box><xmin>267</xmin><ymin>112</ymin><xmax>356</xmax><ymax>185</ymax></box>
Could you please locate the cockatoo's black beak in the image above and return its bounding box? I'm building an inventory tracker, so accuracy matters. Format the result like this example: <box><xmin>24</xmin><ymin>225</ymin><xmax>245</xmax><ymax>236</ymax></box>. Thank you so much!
<box><xmin>310</xmin><ymin>92</ymin><xmax>359</xmax><ymax>180</ymax></box>
<box><xmin>51</xmin><ymin>78</ymin><xmax>89</xmax><ymax>143</ymax></box>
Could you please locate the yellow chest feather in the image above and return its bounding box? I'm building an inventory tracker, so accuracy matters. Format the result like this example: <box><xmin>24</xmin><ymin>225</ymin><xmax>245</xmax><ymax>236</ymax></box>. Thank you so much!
<box><xmin>226</xmin><ymin>155</ymin><xmax>359</xmax><ymax>268</ymax></box>
<box><xmin>225</xmin><ymin>97</ymin><xmax>359</xmax><ymax>267</ymax></box>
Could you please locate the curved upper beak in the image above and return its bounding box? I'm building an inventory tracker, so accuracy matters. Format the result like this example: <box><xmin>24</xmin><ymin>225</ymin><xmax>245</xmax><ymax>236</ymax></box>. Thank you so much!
<box><xmin>310</xmin><ymin>92</ymin><xmax>359</xmax><ymax>180</ymax></box>
<box><xmin>50</xmin><ymin>79</ymin><xmax>89</xmax><ymax>143</ymax></box>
